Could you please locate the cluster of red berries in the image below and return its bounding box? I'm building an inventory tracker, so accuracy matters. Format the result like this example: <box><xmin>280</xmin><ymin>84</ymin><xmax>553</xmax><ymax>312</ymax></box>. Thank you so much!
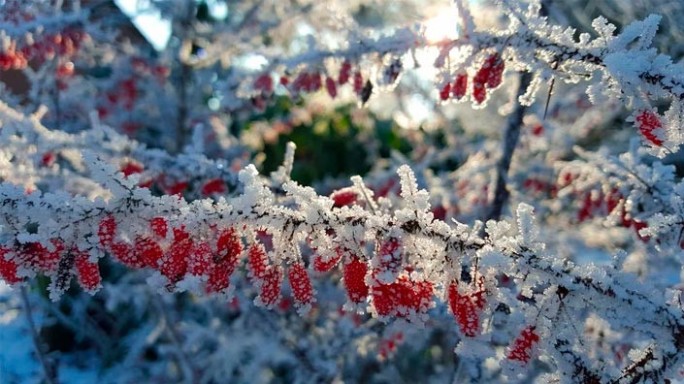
<box><xmin>371</xmin><ymin>274</ymin><xmax>434</xmax><ymax>318</ymax></box>
<box><xmin>566</xmin><ymin>180</ymin><xmax>651</xmax><ymax>242</ymax></box>
<box><xmin>246</xmin><ymin>243</ymin><xmax>269</xmax><ymax>302</ymax></box>
<box><xmin>116</xmin><ymin>160</ymin><xmax>228</xmax><ymax>197</ymax></box>
<box><xmin>291</xmin><ymin>71</ymin><xmax>323</xmax><ymax>94</ymax></box>
<box><xmin>1</xmin><ymin>215</ymin><xmax>548</xmax><ymax>360</ymax></box>
<box><xmin>99</xmin><ymin>215</ymin><xmax>243</xmax><ymax>293</ymax></box>
<box><xmin>97</xmin><ymin>58</ymin><xmax>169</xmax><ymax>124</ymax></box>
<box><xmin>250</xmin><ymin>60</ymin><xmax>373</xmax><ymax>111</ymax></box>
<box><xmin>0</xmin><ymin>239</ymin><xmax>101</xmax><ymax>293</ymax></box>
<box><xmin>371</xmin><ymin>238</ymin><xmax>429</xmax><ymax>317</ymax></box>
<box><xmin>439</xmin><ymin>53</ymin><xmax>505</xmax><ymax>104</ymax></box>
<box><xmin>104</xmin><ymin>78</ymin><xmax>138</xmax><ymax>112</ymax></box>
<box><xmin>0</xmin><ymin>28</ymin><xmax>87</xmax><ymax>71</ymax></box>
<box><xmin>247</xmin><ymin>242</ymin><xmax>316</xmax><ymax>311</ymax></box>
<box><xmin>313</xmin><ymin>238</ymin><xmax>435</xmax><ymax>320</ymax></box>
<box><xmin>439</xmin><ymin>73</ymin><xmax>468</xmax><ymax>101</ymax></box>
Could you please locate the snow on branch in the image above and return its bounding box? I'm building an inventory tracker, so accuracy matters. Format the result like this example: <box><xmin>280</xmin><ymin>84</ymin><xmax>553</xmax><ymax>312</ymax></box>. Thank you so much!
<box><xmin>0</xmin><ymin>103</ymin><xmax>682</xmax><ymax>380</ymax></box>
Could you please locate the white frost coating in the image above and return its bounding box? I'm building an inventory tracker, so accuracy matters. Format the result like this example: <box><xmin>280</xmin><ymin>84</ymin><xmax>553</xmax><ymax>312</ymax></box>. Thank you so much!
<box><xmin>609</xmin><ymin>14</ymin><xmax>661</xmax><ymax>52</ymax></box>
<box><xmin>604</xmin><ymin>51</ymin><xmax>653</xmax><ymax>87</ymax></box>
<box><xmin>515</xmin><ymin>203</ymin><xmax>538</xmax><ymax>245</ymax></box>
<box><xmin>591</xmin><ymin>16</ymin><xmax>617</xmax><ymax>42</ymax></box>
<box><xmin>0</xmin><ymin>2</ymin><xmax>684</xmax><ymax>382</ymax></box>
<box><xmin>81</xmin><ymin>151</ymin><xmax>131</xmax><ymax>198</ymax></box>
<box><xmin>397</xmin><ymin>164</ymin><xmax>430</xmax><ymax>213</ymax></box>
<box><xmin>235</xmin><ymin>165</ymin><xmax>272</xmax><ymax>211</ymax></box>
<box><xmin>271</xmin><ymin>141</ymin><xmax>297</xmax><ymax>184</ymax></box>
<box><xmin>518</xmin><ymin>73</ymin><xmax>542</xmax><ymax>106</ymax></box>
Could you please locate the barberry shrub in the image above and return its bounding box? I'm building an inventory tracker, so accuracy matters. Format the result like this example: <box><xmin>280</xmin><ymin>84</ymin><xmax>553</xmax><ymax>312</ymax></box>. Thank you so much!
<box><xmin>2</xmin><ymin>1</ymin><xmax>684</xmax><ymax>383</ymax></box>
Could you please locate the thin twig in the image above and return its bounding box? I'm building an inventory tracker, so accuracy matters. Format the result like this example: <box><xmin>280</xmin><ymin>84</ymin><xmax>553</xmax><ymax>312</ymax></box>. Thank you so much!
<box><xmin>484</xmin><ymin>72</ymin><xmax>533</xmax><ymax>224</ymax></box>
<box><xmin>20</xmin><ymin>287</ymin><xmax>56</xmax><ymax>384</ymax></box>
<box><xmin>543</xmin><ymin>61</ymin><xmax>559</xmax><ymax>120</ymax></box>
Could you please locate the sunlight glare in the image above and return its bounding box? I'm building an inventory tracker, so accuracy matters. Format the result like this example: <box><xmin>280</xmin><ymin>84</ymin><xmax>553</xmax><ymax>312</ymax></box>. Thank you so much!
<box><xmin>423</xmin><ymin>7</ymin><xmax>460</xmax><ymax>44</ymax></box>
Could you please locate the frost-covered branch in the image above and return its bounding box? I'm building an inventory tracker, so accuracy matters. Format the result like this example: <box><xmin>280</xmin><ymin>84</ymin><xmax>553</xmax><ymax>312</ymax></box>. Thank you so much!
<box><xmin>0</xmin><ymin>112</ymin><xmax>683</xmax><ymax>380</ymax></box>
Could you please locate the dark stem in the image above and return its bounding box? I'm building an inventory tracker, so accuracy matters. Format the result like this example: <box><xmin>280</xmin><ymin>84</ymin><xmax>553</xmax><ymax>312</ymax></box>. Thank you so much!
<box><xmin>176</xmin><ymin>62</ymin><xmax>191</xmax><ymax>153</ymax></box>
<box><xmin>20</xmin><ymin>287</ymin><xmax>57</xmax><ymax>384</ymax></box>
<box><xmin>485</xmin><ymin>71</ymin><xmax>533</xmax><ymax>223</ymax></box>
<box><xmin>174</xmin><ymin>2</ymin><xmax>197</xmax><ymax>154</ymax></box>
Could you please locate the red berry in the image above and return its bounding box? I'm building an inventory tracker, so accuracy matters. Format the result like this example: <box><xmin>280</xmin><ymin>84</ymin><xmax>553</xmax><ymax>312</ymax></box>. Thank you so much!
<box><xmin>56</xmin><ymin>62</ymin><xmax>74</xmax><ymax>78</ymax></box>
<box><xmin>98</xmin><ymin>215</ymin><xmax>117</xmax><ymax>248</ymax></box>
<box><xmin>120</xmin><ymin>161</ymin><xmax>143</xmax><ymax>177</ymax></box>
<box><xmin>188</xmin><ymin>241</ymin><xmax>212</xmax><ymax>275</ymax></box>
<box><xmin>135</xmin><ymin>236</ymin><xmax>163</xmax><ymax>268</ymax></box>
<box><xmin>472</xmin><ymin>81</ymin><xmax>486</xmax><ymax>104</ymax></box>
<box><xmin>635</xmin><ymin>110</ymin><xmax>663</xmax><ymax>146</ymax></box>
<box><xmin>258</xmin><ymin>267</ymin><xmax>282</xmax><ymax>307</ymax></box>
<box><xmin>452</xmin><ymin>73</ymin><xmax>467</xmax><ymax>100</ymax></box>
<box><xmin>166</xmin><ymin>181</ymin><xmax>188</xmax><ymax>196</ymax></box>
<box><xmin>153</xmin><ymin>65</ymin><xmax>170</xmax><ymax>81</ymax></box>
<box><xmin>507</xmin><ymin>326</ymin><xmax>540</xmax><ymax>363</ymax></box>
<box><xmin>431</xmin><ymin>205</ymin><xmax>447</xmax><ymax>221</ymax></box>
<box><xmin>343</xmin><ymin>256</ymin><xmax>368</xmax><ymax>303</ymax></box>
<box><xmin>20</xmin><ymin>240</ymin><xmax>63</xmax><ymax>273</ymax></box>
<box><xmin>201</xmin><ymin>178</ymin><xmax>226</xmax><ymax>196</ymax></box>
<box><xmin>632</xmin><ymin>220</ymin><xmax>650</xmax><ymax>242</ymax></box>
<box><xmin>278</xmin><ymin>297</ymin><xmax>293</xmax><ymax>312</ymax></box>
<box><xmin>531</xmin><ymin>124</ymin><xmax>544</xmax><ymax>136</ymax></box>
<box><xmin>325</xmin><ymin>77</ymin><xmax>337</xmax><ymax>98</ymax></box>
<box><xmin>0</xmin><ymin>246</ymin><xmax>21</xmax><ymax>284</ymax></box>
<box><xmin>149</xmin><ymin>217</ymin><xmax>168</xmax><ymax>238</ymax></box>
<box><xmin>371</xmin><ymin>275</ymin><xmax>433</xmax><ymax>318</ymax></box>
<box><xmin>485</xmin><ymin>54</ymin><xmax>504</xmax><ymax>88</ymax></box>
<box><xmin>448</xmin><ymin>280</ymin><xmax>484</xmax><ymax>337</ymax></box>
<box><xmin>111</xmin><ymin>242</ymin><xmax>141</xmax><ymax>268</ymax></box>
<box><xmin>121</xmin><ymin>78</ymin><xmax>137</xmax><ymax>103</ymax></box>
<box><xmin>289</xmin><ymin>263</ymin><xmax>315</xmax><ymax>309</ymax></box>
<box><xmin>375</xmin><ymin>237</ymin><xmax>402</xmax><ymax>282</ymax></box>
<box><xmin>74</xmin><ymin>251</ymin><xmax>101</xmax><ymax>292</ymax></box>
<box><xmin>353</xmin><ymin>71</ymin><xmax>364</xmax><ymax>95</ymax></box>
<box><xmin>160</xmin><ymin>228</ymin><xmax>191</xmax><ymax>283</ymax></box>
<box><xmin>205</xmin><ymin>229</ymin><xmax>241</xmax><ymax>293</ymax></box>
<box><xmin>206</xmin><ymin>259</ymin><xmax>232</xmax><ymax>293</ymax></box>
<box><xmin>439</xmin><ymin>82</ymin><xmax>451</xmax><ymax>101</ymax></box>
<box><xmin>41</xmin><ymin>152</ymin><xmax>56</xmax><ymax>167</ymax></box>
<box><xmin>330</xmin><ymin>187</ymin><xmax>358</xmax><ymax>208</ymax></box>
<box><xmin>216</xmin><ymin>227</ymin><xmax>242</xmax><ymax>264</ymax></box>
<box><xmin>254</xmin><ymin>73</ymin><xmax>273</xmax><ymax>94</ymax></box>
<box><xmin>248</xmin><ymin>242</ymin><xmax>269</xmax><ymax>281</ymax></box>
<box><xmin>338</xmin><ymin>61</ymin><xmax>352</xmax><ymax>85</ymax></box>
<box><xmin>472</xmin><ymin>53</ymin><xmax>504</xmax><ymax>104</ymax></box>
<box><xmin>313</xmin><ymin>249</ymin><xmax>342</xmax><ymax>273</ymax></box>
